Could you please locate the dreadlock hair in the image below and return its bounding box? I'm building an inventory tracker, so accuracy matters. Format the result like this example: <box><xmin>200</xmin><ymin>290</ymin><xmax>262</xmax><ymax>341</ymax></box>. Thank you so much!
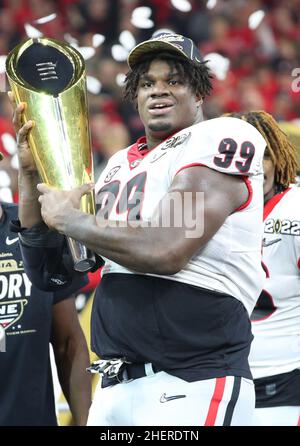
<box><xmin>225</xmin><ymin>110</ymin><xmax>299</xmax><ymax>189</ymax></box>
<box><xmin>124</xmin><ymin>51</ymin><xmax>213</xmax><ymax>103</ymax></box>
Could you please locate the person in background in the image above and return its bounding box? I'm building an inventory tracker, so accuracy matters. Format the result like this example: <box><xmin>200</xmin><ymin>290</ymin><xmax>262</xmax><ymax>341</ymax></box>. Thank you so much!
<box><xmin>226</xmin><ymin>110</ymin><xmax>300</xmax><ymax>426</ymax></box>
<box><xmin>0</xmin><ymin>145</ymin><xmax>91</xmax><ymax>426</ymax></box>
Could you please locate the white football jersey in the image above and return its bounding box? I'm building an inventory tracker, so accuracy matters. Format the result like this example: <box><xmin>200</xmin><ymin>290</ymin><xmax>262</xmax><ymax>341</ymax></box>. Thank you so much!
<box><xmin>249</xmin><ymin>186</ymin><xmax>300</xmax><ymax>379</ymax></box>
<box><xmin>95</xmin><ymin>117</ymin><xmax>266</xmax><ymax>315</ymax></box>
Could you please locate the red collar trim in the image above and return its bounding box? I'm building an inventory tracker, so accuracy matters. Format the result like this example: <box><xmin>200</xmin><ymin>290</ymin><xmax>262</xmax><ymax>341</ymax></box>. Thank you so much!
<box><xmin>127</xmin><ymin>136</ymin><xmax>150</xmax><ymax>170</ymax></box>
<box><xmin>263</xmin><ymin>187</ymin><xmax>291</xmax><ymax>221</ymax></box>
<box><xmin>127</xmin><ymin>130</ymin><xmax>180</xmax><ymax>170</ymax></box>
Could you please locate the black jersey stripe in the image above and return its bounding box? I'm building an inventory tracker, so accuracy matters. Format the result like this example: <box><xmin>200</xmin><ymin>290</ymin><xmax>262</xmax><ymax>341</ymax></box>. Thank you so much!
<box><xmin>223</xmin><ymin>376</ymin><xmax>241</xmax><ymax>426</ymax></box>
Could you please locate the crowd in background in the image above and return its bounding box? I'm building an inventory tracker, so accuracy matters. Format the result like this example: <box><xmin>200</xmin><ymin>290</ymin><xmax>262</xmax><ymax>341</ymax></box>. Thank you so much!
<box><xmin>0</xmin><ymin>0</ymin><xmax>299</xmax><ymax>202</ymax></box>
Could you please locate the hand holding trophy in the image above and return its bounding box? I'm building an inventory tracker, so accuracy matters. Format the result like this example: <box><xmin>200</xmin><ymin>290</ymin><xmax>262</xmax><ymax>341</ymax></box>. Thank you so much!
<box><xmin>6</xmin><ymin>37</ymin><xmax>96</xmax><ymax>272</ymax></box>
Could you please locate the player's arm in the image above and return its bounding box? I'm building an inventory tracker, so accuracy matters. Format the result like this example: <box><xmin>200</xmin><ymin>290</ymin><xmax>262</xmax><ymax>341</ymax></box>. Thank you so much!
<box><xmin>38</xmin><ymin>166</ymin><xmax>248</xmax><ymax>275</ymax></box>
<box><xmin>9</xmin><ymin>220</ymin><xmax>88</xmax><ymax>291</ymax></box>
<box><xmin>51</xmin><ymin>297</ymin><xmax>91</xmax><ymax>426</ymax></box>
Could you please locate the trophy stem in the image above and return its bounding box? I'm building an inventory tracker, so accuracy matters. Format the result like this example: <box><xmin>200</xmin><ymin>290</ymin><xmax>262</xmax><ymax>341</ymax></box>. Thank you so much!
<box><xmin>53</xmin><ymin>97</ymin><xmax>95</xmax><ymax>272</ymax></box>
<box><xmin>67</xmin><ymin>237</ymin><xmax>96</xmax><ymax>272</ymax></box>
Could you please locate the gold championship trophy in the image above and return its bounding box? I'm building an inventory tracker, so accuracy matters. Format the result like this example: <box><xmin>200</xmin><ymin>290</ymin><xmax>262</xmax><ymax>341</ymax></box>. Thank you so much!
<box><xmin>6</xmin><ymin>37</ymin><xmax>96</xmax><ymax>272</ymax></box>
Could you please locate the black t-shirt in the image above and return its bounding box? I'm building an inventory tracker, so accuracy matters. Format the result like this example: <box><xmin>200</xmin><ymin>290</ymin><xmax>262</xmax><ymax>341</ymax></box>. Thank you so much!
<box><xmin>0</xmin><ymin>203</ymin><xmax>86</xmax><ymax>426</ymax></box>
<box><xmin>91</xmin><ymin>273</ymin><xmax>253</xmax><ymax>382</ymax></box>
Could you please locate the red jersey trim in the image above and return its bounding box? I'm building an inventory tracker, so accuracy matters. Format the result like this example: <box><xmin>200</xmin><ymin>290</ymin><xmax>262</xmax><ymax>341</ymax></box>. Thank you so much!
<box><xmin>263</xmin><ymin>187</ymin><xmax>291</xmax><ymax>221</ymax></box>
<box><xmin>262</xmin><ymin>260</ymin><xmax>270</xmax><ymax>278</ymax></box>
<box><xmin>175</xmin><ymin>162</ymin><xmax>205</xmax><ymax>176</ymax></box>
<box><xmin>235</xmin><ymin>177</ymin><xmax>253</xmax><ymax>212</ymax></box>
<box><xmin>175</xmin><ymin>165</ymin><xmax>253</xmax><ymax>213</ymax></box>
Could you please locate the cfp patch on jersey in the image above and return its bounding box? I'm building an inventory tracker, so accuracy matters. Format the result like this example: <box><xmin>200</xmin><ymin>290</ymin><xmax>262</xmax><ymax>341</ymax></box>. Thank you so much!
<box><xmin>104</xmin><ymin>166</ymin><xmax>121</xmax><ymax>183</ymax></box>
<box><xmin>265</xmin><ymin>218</ymin><xmax>300</xmax><ymax>236</ymax></box>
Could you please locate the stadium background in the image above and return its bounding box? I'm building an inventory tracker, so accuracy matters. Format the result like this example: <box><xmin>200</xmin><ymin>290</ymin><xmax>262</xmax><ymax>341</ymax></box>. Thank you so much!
<box><xmin>0</xmin><ymin>0</ymin><xmax>299</xmax><ymax>425</ymax></box>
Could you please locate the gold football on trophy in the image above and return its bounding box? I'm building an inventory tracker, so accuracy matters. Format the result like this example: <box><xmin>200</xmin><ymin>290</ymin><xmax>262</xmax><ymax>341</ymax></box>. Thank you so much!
<box><xmin>6</xmin><ymin>37</ymin><xmax>96</xmax><ymax>272</ymax></box>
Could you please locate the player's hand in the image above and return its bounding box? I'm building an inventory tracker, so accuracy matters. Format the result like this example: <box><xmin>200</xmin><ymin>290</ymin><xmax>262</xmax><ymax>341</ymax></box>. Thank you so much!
<box><xmin>36</xmin><ymin>183</ymin><xmax>94</xmax><ymax>231</ymax></box>
<box><xmin>8</xmin><ymin>91</ymin><xmax>37</xmax><ymax>173</ymax></box>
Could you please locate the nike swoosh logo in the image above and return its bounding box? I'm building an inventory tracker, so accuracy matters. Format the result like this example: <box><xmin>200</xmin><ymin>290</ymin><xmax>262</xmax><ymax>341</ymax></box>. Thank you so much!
<box><xmin>5</xmin><ymin>236</ymin><xmax>19</xmax><ymax>245</ymax></box>
<box><xmin>160</xmin><ymin>393</ymin><xmax>186</xmax><ymax>403</ymax></box>
<box><xmin>262</xmin><ymin>237</ymin><xmax>281</xmax><ymax>247</ymax></box>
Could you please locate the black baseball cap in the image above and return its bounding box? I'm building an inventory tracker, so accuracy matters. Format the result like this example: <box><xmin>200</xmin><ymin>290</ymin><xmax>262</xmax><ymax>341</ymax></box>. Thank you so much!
<box><xmin>127</xmin><ymin>32</ymin><xmax>203</xmax><ymax>69</ymax></box>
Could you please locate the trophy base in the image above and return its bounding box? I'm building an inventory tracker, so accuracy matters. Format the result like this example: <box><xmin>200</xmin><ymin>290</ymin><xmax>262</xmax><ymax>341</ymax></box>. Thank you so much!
<box><xmin>67</xmin><ymin>237</ymin><xmax>96</xmax><ymax>273</ymax></box>
<box><xmin>74</xmin><ymin>258</ymin><xmax>96</xmax><ymax>273</ymax></box>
